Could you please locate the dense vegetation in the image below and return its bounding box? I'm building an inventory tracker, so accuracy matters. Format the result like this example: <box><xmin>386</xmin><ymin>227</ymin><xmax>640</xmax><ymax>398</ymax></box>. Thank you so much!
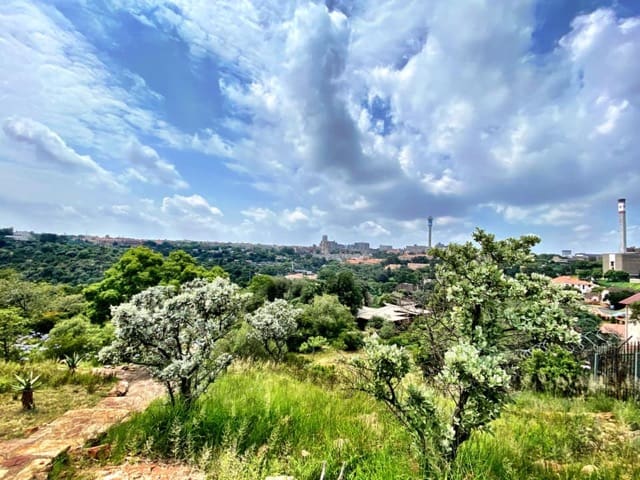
<box><xmin>2</xmin><ymin>228</ymin><xmax>639</xmax><ymax>479</ymax></box>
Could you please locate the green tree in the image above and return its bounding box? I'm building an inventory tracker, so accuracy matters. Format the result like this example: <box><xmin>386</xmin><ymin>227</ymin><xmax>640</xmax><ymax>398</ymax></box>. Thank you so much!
<box><xmin>161</xmin><ymin>250</ymin><xmax>227</xmax><ymax>286</ymax></box>
<box><xmin>45</xmin><ymin>315</ymin><xmax>113</xmax><ymax>359</ymax></box>
<box><xmin>294</xmin><ymin>294</ymin><xmax>356</xmax><ymax>349</ymax></box>
<box><xmin>604</xmin><ymin>269</ymin><xmax>631</xmax><ymax>283</ymax></box>
<box><xmin>0</xmin><ymin>307</ymin><xmax>28</xmax><ymax>361</ymax></box>
<box><xmin>84</xmin><ymin>246</ymin><xmax>164</xmax><ymax>323</ymax></box>
<box><xmin>325</xmin><ymin>270</ymin><xmax>363</xmax><ymax>314</ymax></box>
<box><xmin>100</xmin><ymin>278</ymin><xmax>247</xmax><ymax>405</ymax></box>
<box><xmin>352</xmin><ymin>229</ymin><xmax>581</xmax><ymax>477</ymax></box>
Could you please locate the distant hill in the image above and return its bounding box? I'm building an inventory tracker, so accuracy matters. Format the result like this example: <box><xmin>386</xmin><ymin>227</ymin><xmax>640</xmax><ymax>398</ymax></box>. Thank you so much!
<box><xmin>0</xmin><ymin>232</ymin><xmax>326</xmax><ymax>286</ymax></box>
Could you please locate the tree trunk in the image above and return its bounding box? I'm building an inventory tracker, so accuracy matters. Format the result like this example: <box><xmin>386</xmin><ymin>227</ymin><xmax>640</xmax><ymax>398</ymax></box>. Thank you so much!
<box><xmin>21</xmin><ymin>389</ymin><xmax>35</xmax><ymax>410</ymax></box>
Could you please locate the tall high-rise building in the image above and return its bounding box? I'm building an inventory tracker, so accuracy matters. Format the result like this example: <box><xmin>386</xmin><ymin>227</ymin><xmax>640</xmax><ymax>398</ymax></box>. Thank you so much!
<box><xmin>427</xmin><ymin>216</ymin><xmax>433</xmax><ymax>249</ymax></box>
<box><xmin>619</xmin><ymin>198</ymin><xmax>627</xmax><ymax>253</ymax></box>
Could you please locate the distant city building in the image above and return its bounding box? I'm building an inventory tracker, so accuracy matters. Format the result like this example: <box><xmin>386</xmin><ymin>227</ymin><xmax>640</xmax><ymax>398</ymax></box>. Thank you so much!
<box><xmin>602</xmin><ymin>198</ymin><xmax>640</xmax><ymax>277</ymax></box>
<box><xmin>404</xmin><ymin>244</ymin><xmax>428</xmax><ymax>254</ymax></box>
<box><xmin>561</xmin><ymin>250</ymin><xmax>572</xmax><ymax>257</ymax></box>
<box><xmin>378</xmin><ymin>244</ymin><xmax>393</xmax><ymax>251</ymax></box>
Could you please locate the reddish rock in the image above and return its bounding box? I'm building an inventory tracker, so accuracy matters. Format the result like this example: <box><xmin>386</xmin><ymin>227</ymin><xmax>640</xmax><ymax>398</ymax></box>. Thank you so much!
<box><xmin>85</xmin><ymin>444</ymin><xmax>111</xmax><ymax>460</ymax></box>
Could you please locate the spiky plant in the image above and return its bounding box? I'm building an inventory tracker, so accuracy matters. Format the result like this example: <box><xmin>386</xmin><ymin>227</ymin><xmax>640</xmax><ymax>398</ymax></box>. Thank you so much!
<box><xmin>63</xmin><ymin>352</ymin><xmax>84</xmax><ymax>374</ymax></box>
<box><xmin>13</xmin><ymin>372</ymin><xmax>41</xmax><ymax>410</ymax></box>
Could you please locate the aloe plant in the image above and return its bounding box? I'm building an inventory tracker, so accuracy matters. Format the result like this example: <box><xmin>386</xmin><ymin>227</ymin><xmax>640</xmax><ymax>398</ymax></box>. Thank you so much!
<box><xmin>13</xmin><ymin>372</ymin><xmax>41</xmax><ymax>410</ymax></box>
<box><xmin>63</xmin><ymin>352</ymin><xmax>84</xmax><ymax>374</ymax></box>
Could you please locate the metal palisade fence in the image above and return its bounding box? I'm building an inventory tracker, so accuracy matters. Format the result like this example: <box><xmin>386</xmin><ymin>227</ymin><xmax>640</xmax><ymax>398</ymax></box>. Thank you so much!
<box><xmin>591</xmin><ymin>341</ymin><xmax>640</xmax><ymax>399</ymax></box>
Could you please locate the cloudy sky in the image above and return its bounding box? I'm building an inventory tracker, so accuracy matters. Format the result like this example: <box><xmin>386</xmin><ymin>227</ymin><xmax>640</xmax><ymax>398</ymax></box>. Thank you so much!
<box><xmin>1</xmin><ymin>0</ymin><xmax>639</xmax><ymax>252</ymax></box>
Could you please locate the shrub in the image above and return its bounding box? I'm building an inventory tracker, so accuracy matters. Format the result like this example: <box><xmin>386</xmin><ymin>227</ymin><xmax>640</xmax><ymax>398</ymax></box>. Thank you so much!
<box><xmin>523</xmin><ymin>347</ymin><xmax>587</xmax><ymax>396</ymax></box>
<box><xmin>337</xmin><ymin>330</ymin><xmax>364</xmax><ymax>351</ymax></box>
<box><xmin>44</xmin><ymin>315</ymin><xmax>113</xmax><ymax>359</ymax></box>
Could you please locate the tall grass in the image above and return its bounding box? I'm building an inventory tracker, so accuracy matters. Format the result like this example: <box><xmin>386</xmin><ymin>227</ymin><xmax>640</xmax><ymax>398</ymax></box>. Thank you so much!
<box><xmin>0</xmin><ymin>360</ymin><xmax>113</xmax><ymax>393</ymax></box>
<box><xmin>106</xmin><ymin>365</ymin><xmax>418</xmax><ymax>479</ymax></box>
<box><xmin>451</xmin><ymin>391</ymin><xmax>640</xmax><ymax>480</ymax></box>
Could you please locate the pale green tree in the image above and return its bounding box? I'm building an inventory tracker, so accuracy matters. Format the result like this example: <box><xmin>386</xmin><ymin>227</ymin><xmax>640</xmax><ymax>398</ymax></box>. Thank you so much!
<box><xmin>247</xmin><ymin>299</ymin><xmax>301</xmax><ymax>361</ymax></box>
<box><xmin>352</xmin><ymin>229</ymin><xmax>581</xmax><ymax>477</ymax></box>
<box><xmin>100</xmin><ymin>278</ymin><xmax>247</xmax><ymax>404</ymax></box>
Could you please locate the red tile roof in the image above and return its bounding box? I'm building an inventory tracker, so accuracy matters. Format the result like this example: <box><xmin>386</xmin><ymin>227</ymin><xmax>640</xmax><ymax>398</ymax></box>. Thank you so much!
<box><xmin>620</xmin><ymin>292</ymin><xmax>640</xmax><ymax>305</ymax></box>
<box><xmin>599</xmin><ymin>323</ymin><xmax>626</xmax><ymax>337</ymax></box>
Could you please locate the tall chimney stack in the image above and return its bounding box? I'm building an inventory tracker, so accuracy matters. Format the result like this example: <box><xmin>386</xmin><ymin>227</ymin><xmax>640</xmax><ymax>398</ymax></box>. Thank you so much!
<box><xmin>618</xmin><ymin>198</ymin><xmax>627</xmax><ymax>253</ymax></box>
<box><xmin>427</xmin><ymin>216</ymin><xmax>433</xmax><ymax>249</ymax></box>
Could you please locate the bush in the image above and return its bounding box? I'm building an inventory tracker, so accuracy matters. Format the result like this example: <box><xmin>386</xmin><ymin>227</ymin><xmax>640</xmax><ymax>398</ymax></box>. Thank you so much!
<box><xmin>523</xmin><ymin>347</ymin><xmax>587</xmax><ymax>396</ymax></box>
<box><xmin>604</xmin><ymin>270</ymin><xmax>630</xmax><ymax>283</ymax></box>
<box><xmin>45</xmin><ymin>316</ymin><xmax>113</xmax><ymax>359</ymax></box>
<box><xmin>337</xmin><ymin>330</ymin><xmax>364</xmax><ymax>351</ymax></box>
<box><xmin>293</xmin><ymin>295</ymin><xmax>356</xmax><ymax>349</ymax></box>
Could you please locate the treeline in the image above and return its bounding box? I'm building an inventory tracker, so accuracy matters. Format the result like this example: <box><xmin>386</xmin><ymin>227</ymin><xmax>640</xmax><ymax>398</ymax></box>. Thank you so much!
<box><xmin>0</xmin><ymin>233</ymin><xmax>325</xmax><ymax>286</ymax></box>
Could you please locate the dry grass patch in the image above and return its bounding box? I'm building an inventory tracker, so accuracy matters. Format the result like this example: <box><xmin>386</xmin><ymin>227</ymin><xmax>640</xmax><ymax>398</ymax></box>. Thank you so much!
<box><xmin>0</xmin><ymin>382</ymin><xmax>114</xmax><ymax>440</ymax></box>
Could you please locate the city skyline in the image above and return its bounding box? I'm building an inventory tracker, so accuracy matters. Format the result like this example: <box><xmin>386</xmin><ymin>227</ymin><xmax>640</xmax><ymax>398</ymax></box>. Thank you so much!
<box><xmin>1</xmin><ymin>1</ymin><xmax>640</xmax><ymax>253</ymax></box>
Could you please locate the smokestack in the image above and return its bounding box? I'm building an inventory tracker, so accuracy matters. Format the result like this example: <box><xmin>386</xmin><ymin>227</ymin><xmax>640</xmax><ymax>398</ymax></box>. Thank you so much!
<box><xmin>427</xmin><ymin>216</ymin><xmax>433</xmax><ymax>249</ymax></box>
<box><xmin>618</xmin><ymin>198</ymin><xmax>627</xmax><ymax>253</ymax></box>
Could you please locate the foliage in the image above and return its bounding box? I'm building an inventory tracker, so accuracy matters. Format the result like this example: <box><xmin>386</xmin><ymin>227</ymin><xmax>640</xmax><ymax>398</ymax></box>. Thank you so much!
<box><xmin>0</xmin><ymin>307</ymin><xmax>28</xmax><ymax>361</ymax></box>
<box><xmin>62</xmin><ymin>352</ymin><xmax>84</xmax><ymax>374</ymax></box>
<box><xmin>247</xmin><ymin>299</ymin><xmax>301</xmax><ymax>361</ymax></box>
<box><xmin>299</xmin><ymin>336</ymin><xmax>328</xmax><ymax>353</ymax></box>
<box><xmin>352</xmin><ymin>229</ymin><xmax>581</xmax><ymax>477</ymax></box>
<box><xmin>45</xmin><ymin>315</ymin><xmax>113</xmax><ymax>359</ymax></box>
<box><xmin>13</xmin><ymin>371</ymin><xmax>41</xmax><ymax>410</ymax></box>
<box><xmin>324</xmin><ymin>270</ymin><xmax>364</xmax><ymax>314</ymax></box>
<box><xmin>336</xmin><ymin>330</ymin><xmax>365</xmax><ymax>351</ymax></box>
<box><xmin>104</xmin><ymin>366</ymin><xmax>416</xmax><ymax>480</ymax></box>
<box><xmin>523</xmin><ymin>347</ymin><xmax>587</xmax><ymax>396</ymax></box>
<box><xmin>294</xmin><ymin>295</ymin><xmax>356</xmax><ymax>349</ymax></box>
<box><xmin>604</xmin><ymin>269</ymin><xmax>630</xmax><ymax>283</ymax></box>
<box><xmin>13</xmin><ymin>371</ymin><xmax>41</xmax><ymax>392</ymax></box>
<box><xmin>100</xmin><ymin>278</ymin><xmax>247</xmax><ymax>404</ymax></box>
<box><xmin>247</xmin><ymin>274</ymin><xmax>290</xmax><ymax>310</ymax></box>
<box><xmin>604</xmin><ymin>287</ymin><xmax>636</xmax><ymax>309</ymax></box>
<box><xmin>83</xmin><ymin>246</ymin><xmax>165</xmax><ymax>323</ymax></box>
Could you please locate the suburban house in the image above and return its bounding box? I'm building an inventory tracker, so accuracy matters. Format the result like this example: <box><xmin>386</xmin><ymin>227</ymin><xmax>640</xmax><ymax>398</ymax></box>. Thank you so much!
<box><xmin>357</xmin><ymin>303</ymin><xmax>424</xmax><ymax>324</ymax></box>
<box><xmin>550</xmin><ymin>276</ymin><xmax>597</xmax><ymax>295</ymax></box>
<box><xmin>599</xmin><ymin>292</ymin><xmax>640</xmax><ymax>344</ymax></box>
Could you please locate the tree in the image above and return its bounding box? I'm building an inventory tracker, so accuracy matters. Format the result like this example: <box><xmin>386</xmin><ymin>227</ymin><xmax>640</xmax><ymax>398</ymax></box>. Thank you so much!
<box><xmin>161</xmin><ymin>250</ymin><xmax>227</xmax><ymax>286</ymax></box>
<box><xmin>100</xmin><ymin>278</ymin><xmax>247</xmax><ymax>405</ymax></box>
<box><xmin>0</xmin><ymin>307</ymin><xmax>28</xmax><ymax>361</ymax></box>
<box><xmin>325</xmin><ymin>270</ymin><xmax>363</xmax><ymax>314</ymax></box>
<box><xmin>247</xmin><ymin>299</ymin><xmax>301</xmax><ymax>361</ymax></box>
<box><xmin>45</xmin><ymin>315</ymin><xmax>113</xmax><ymax>359</ymax></box>
<box><xmin>295</xmin><ymin>294</ymin><xmax>356</xmax><ymax>349</ymax></box>
<box><xmin>352</xmin><ymin>229</ymin><xmax>581</xmax><ymax>477</ymax></box>
<box><xmin>604</xmin><ymin>269</ymin><xmax>630</xmax><ymax>283</ymax></box>
<box><xmin>85</xmin><ymin>246</ymin><xmax>164</xmax><ymax>323</ymax></box>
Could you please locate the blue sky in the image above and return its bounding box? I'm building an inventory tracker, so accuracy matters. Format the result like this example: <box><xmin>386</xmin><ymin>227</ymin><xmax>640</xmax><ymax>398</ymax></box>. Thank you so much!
<box><xmin>1</xmin><ymin>0</ymin><xmax>639</xmax><ymax>252</ymax></box>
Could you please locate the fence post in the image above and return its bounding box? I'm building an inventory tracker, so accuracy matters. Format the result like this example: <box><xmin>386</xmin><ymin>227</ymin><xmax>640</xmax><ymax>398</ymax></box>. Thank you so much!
<box><xmin>593</xmin><ymin>352</ymin><xmax>598</xmax><ymax>383</ymax></box>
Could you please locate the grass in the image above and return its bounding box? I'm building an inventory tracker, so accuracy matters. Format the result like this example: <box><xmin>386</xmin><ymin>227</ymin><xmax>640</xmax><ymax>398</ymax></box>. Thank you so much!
<box><xmin>104</xmin><ymin>363</ymin><xmax>419</xmax><ymax>480</ymax></box>
<box><xmin>0</xmin><ymin>360</ymin><xmax>115</xmax><ymax>440</ymax></box>
<box><xmin>47</xmin><ymin>359</ymin><xmax>640</xmax><ymax>480</ymax></box>
<box><xmin>599</xmin><ymin>281</ymin><xmax>640</xmax><ymax>291</ymax></box>
<box><xmin>452</xmin><ymin>391</ymin><xmax>640</xmax><ymax>480</ymax></box>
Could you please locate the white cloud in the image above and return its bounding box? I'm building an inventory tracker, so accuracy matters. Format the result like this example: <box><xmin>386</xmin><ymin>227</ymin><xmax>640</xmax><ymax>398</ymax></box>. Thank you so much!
<box><xmin>124</xmin><ymin>139</ymin><xmax>188</xmax><ymax>189</ymax></box>
<box><xmin>2</xmin><ymin>117</ymin><xmax>121</xmax><ymax>189</ymax></box>
<box><xmin>161</xmin><ymin>194</ymin><xmax>223</xmax><ymax>219</ymax></box>
<box><xmin>356</xmin><ymin>221</ymin><xmax>390</xmax><ymax>237</ymax></box>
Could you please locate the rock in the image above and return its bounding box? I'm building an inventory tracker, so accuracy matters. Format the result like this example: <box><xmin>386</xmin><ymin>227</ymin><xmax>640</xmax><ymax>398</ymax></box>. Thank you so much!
<box><xmin>85</xmin><ymin>444</ymin><xmax>111</xmax><ymax>460</ymax></box>
<box><xmin>23</xmin><ymin>427</ymin><xmax>39</xmax><ymax>436</ymax></box>
<box><xmin>109</xmin><ymin>381</ymin><xmax>129</xmax><ymax>397</ymax></box>
<box><xmin>581</xmin><ymin>465</ymin><xmax>598</xmax><ymax>475</ymax></box>
<box><xmin>300</xmin><ymin>449</ymin><xmax>310</xmax><ymax>458</ymax></box>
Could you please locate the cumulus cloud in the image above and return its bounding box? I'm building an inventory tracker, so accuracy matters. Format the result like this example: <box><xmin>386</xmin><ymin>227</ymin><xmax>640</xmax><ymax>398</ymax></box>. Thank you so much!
<box><xmin>125</xmin><ymin>139</ymin><xmax>188</xmax><ymax>189</ymax></box>
<box><xmin>2</xmin><ymin>0</ymin><xmax>640</xmax><ymax>249</ymax></box>
<box><xmin>2</xmin><ymin>117</ymin><xmax>121</xmax><ymax>189</ymax></box>
<box><xmin>161</xmin><ymin>194</ymin><xmax>223</xmax><ymax>218</ymax></box>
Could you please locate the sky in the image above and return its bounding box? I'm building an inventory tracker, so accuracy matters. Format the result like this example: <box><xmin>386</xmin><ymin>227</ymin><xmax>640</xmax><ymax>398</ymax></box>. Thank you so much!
<box><xmin>1</xmin><ymin>0</ymin><xmax>639</xmax><ymax>253</ymax></box>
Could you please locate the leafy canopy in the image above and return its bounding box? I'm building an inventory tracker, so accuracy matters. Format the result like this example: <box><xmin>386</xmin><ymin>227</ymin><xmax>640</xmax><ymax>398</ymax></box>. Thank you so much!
<box><xmin>100</xmin><ymin>278</ymin><xmax>247</xmax><ymax>404</ymax></box>
<box><xmin>353</xmin><ymin>229</ymin><xmax>581</xmax><ymax>477</ymax></box>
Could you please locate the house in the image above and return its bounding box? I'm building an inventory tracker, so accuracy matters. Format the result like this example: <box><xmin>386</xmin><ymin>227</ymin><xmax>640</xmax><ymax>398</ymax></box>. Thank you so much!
<box><xmin>550</xmin><ymin>276</ymin><xmax>596</xmax><ymax>295</ymax></box>
<box><xmin>599</xmin><ymin>292</ymin><xmax>640</xmax><ymax>344</ymax></box>
<box><xmin>357</xmin><ymin>303</ymin><xmax>424</xmax><ymax>324</ymax></box>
